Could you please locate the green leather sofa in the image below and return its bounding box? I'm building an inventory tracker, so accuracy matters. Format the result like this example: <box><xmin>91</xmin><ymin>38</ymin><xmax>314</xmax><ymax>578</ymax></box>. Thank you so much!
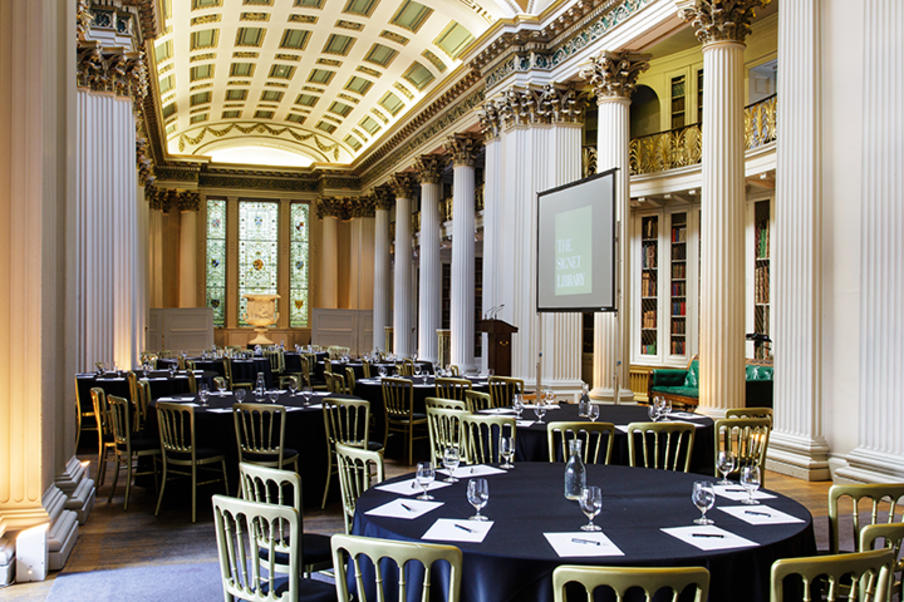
<box><xmin>648</xmin><ymin>358</ymin><xmax>773</xmax><ymax>408</ymax></box>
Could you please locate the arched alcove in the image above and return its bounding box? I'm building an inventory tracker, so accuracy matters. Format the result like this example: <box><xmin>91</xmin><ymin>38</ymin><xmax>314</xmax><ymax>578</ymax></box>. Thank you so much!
<box><xmin>630</xmin><ymin>85</ymin><xmax>661</xmax><ymax>138</ymax></box>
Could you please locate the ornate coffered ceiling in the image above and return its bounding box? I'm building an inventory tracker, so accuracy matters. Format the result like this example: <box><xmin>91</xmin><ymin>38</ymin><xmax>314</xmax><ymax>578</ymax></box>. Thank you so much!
<box><xmin>151</xmin><ymin>0</ymin><xmax>516</xmax><ymax>167</ymax></box>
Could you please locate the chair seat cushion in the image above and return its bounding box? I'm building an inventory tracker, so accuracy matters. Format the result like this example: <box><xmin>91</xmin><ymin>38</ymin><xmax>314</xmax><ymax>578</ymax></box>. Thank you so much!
<box><xmin>261</xmin><ymin>575</ymin><xmax>335</xmax><ymax>600</ymax></box>
<box><xmin>243</xmin><ymin>448</ymin><xmax>299</xmax><ymax>463</ymax></box>
<box><xmin>164</xmin><ymin>447</ymin><xmax>222</xmax><ymax>461</ymax></box>
<box><xmin>118</xmin><ymin>437</ymin><xmax>158</xmax><ymax>452</ymax></box>
<box><xmin>388</xmin><ymin>412</ymin><xmax>427</xmax><ymax>423</ymax></box>
<box><xmin>366</xmin><ymin>440</ymin><xmax>383</xmax><ymax>452</ymax></box>
<box><xmin>258</xmin><ymin>533</ymin><xmax>332</xmax><ymax>567</ymax></box>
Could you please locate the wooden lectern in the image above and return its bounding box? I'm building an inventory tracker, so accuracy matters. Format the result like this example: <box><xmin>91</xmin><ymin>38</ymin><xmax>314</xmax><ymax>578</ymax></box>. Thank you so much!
<box><xmin>477</xmin><ymin>319</ymin><xmax>518</xmax><ymax>376</ymax></box>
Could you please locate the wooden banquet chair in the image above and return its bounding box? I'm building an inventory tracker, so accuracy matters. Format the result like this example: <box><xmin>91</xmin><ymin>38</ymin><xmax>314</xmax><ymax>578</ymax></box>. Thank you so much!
<box><xmin>135</xmin><ymin>377</ymin><xmax>152</xmax><ymax>432</ymax></box>
<box><xmin>344</xmin><ymin>366</ymin><xmax>357</xmax><ymax>394</ymax></box>
<box><xmin>90</xmin><ymin>387</ymin><xmax>116</xmax><ymax>487</ymax></box>
<box><xmin>211</xmin><ymin>495</ymin><xmax>335</xmax><ymax>602</ymax></box>
<box><xmin>860</xmin><ymin>522</ymin><xmax>904</xmax><ymax>600</ymax></box>
<box><xmin>74</xmin><ymin>376</ymin><xmax>98</xmax><ymax>452</ymax></box>
<box><xmin>396</xmin><ymin>358</ymin><xmax>415</xmax><ymax>377</ymax></box>
<box><xmin>106</xmin><ymin>395</ymin><xmax>160</xmax><ymax>511</ymax></box>
<box><xmin>325</xmin><ymin>371</ymin><xmax>347</xmax><ymax>395</ymax></box>
<box><xmin>233</xmin><ymin>402</ymin><xmax>299</xmax><ymax>473</ymax></box>
<box><xmin>155</xmin><ymin>402</ymin><xmax>229</xmax><ymax>523</ymax></box>
<box><xmin>426</xmin><ymin>405</ymin><xmax>467</xmax><ymax>467</ymax></box>
<box><xmin>186</xmin><ymin>370</ymin><xmax>198</xmax><ymax>394</ymax></box>
<box><xmin>225</xmin><ymin>358</ymin><xmax>254</xmax><ymax>391</ymax></box>
<box><xmin>627</xmin><ymin>421</ymin><xmax>696</xmax><ymax>472</ymax></box>
<box><xmin>725</xmin><ymin>406</ymin><xmax>774</xmax><ymax>425</ymax></box>
<box><xmin>460</xmin><ymin>413</ymin><xmax>516</xmax><ymax>465</ymax></box>
<box><xmin>552</xmin><ymin>565</ymin><xmax>710</xmax><ymax>602</ymax></box>
<box><xmin>381</xmin><ymin>376</ymin><xmax>427</xmax><ymax>465</ymax></box>
<box><xmin>334</xmin><ymin>443</ymin><xmax>385</xmax><ymax>534</ymax></box>
<box><xmin>828</xmin><ymin>483</ymin><xmax>904</xmax><ymax>554</ymax></box>
<box><xmin>464</xmin><ymin>390</ymin><xmax>493</xmax><ymax>414</ymax></box>
<box><xmin>331</xmin><ymin>534</ymin><xmax>462</xmax><ymax>602</ymax></box>
<box><xmin>770</xmin><ymin>548</ymin><xmax>894</xmax><ymax>602</ymax></box>
<box><xmin>321</xmin><ymin>397</ymin><xmax>381</xmax><ymax>509</ymax></box>
<box><xmin>435</xmin><ymin>377</ymin><xmax>471</xmax><ymax>401</ymax></box>
<box><xmin>547</xmin><ymin>421</ymin><xmax>616</xmax><ymax>464</ymax></box>
<box><xmin>237</xmin><ymin>462</ymin><xmax>332</xmax><ymax>577</ymax></box>
<box><xmin>425</xmin><ymin>397</ymin><xmax>466</xmax><ymax>411</ymax></box>
<box><xmin>488</xmin><ymin>375</ymin><xmax>524</xmax><ymax>408</ymax></box>
<box><xmin>713</xmin><ymin>416</ymin><xmax>772</xmax><ymax>485</ymax></box>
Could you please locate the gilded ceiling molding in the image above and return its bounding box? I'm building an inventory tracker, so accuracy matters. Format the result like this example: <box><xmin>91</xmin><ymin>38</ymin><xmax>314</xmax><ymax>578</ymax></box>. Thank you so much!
<box><xmin>446</xmin><ymin>134</ymin><xmax>483</xmax><ymax>167</ymax></box>
<box><xmin>77</xmin><ymin>0</ymin><xmax>92</xmax><ymax>42</ymax></box>
<box><xmin>389</xmin><ymin>173</ymin><xmax>418</xmax><ymax>200</ymax></box>
<box><xmin>676</xmin><ymin>0</ymin><xmax>770</xmax><ymax>44</ymax></box>
<box><xmin>177</xmin><ymin>122</ymin><xmax>343</xmax><ymax>162</ymax></box>
<box><xmin>136</xmin><ymin>137</ymin><xmax>154</xmax><ymax>186</ymax></box>
<box><xmin>580</xmin><ymin>51</ymin><xmax>650</xmax><ymax>101</ymax></box>
<box><xmin>373</xmin><ymin>186</ymin><xmax>395</xmax><ymax>211</ymax></box>
<box><xmin>413</xmin><ymin>155</ymin><xmax>447</xmax><ymax>184</ymax></box>
<box><xmin>177</xmin><ymin>191</ymin><xmax>201</xmax><ymax>212</ymax></box>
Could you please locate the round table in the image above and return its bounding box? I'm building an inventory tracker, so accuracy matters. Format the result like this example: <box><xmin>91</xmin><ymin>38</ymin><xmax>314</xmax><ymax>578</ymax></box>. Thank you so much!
<box><xmin>512</xmin><ymin>404</ymin><xmax>715</xmax><ymax>474</ymax></box>
<box><xmin>156</xmin><ymin>357</ymin><xmax>274</xmax><ymax>387</ymax></box>
<box><xmin>149</xmin><ymin>390</ymin><xmax>357</xmax><ymax>507</ymax></box>
<box><xmin>75</xmin><ymin>371</ymin><xmax>215</xmax><ymax>416</ymax></box>
<box><xmin>318</xmin><ymin>360</ymin><xmax>434</xmax><ymax>382</ymax></box>
<box><xmin>354</xmin><ymin>463</ymin><xmax>815</xmax><ymax>602</ymax></box>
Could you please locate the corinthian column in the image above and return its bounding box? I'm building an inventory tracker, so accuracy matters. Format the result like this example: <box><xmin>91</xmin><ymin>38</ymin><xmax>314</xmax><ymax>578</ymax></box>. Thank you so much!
<box><xmin>447</xmin><ymin>134</ymin><xmax>481</xmax><ymax>373</ymax></box>
<box><xmin>147</xmin><ymin>185</ymin><xmax>167</xmax><ymax>308</ymax></box>
<box><xmin>581</xmin><ymin>51</ymin><xmax>649</xmax><ymax>402</ymax></box>
<box><xmin>414</xmin><ymin>155</ymin><xmax>445</xmax><ymax>363</ymax></box>
<box><xmin>178</xmin><ymin>192</ymin><xmax>200</xmax><ymax>308</ymax></box>
<box><xmin>348</xmin><ymin>197</ymin><xmax>375</xmax><ymax>310</ymax></box>
<box><xmin>317</xmin><ymin>198</ymin><xmax>340</xmax><ymax>309</ymax></box>
<box><xmin>390</xmin><ymin>173</ymin><xmax>417</xmax><ymax>356</ymax></box>
<box><xmin>372</xmin><ymin>187</ymin><xmax>394</xmax><ymax>351</ymax></box>
<box><xmin>767</xmin><ymin>0</ymin><xmax>830</xmax><ymax>480</ymax></box>
<box><xmin>678</xmin><ymin>0</ymin><xmax>766</xmax><ymax>414</ymax></box>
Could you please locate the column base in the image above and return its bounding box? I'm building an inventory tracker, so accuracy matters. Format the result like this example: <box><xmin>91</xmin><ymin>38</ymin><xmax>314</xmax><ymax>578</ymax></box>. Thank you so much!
<box><xmin>55</xmin><ymin>457</ymin><xmax>96</xmax><ymax>524</ymax></box>
<box><xmin>765</xmin><ymin>431</ymin><xmax>831</xmax><ymax>481</ymax></box>
<box><xmin>832</xmin><ymin>447</ymin><xmax>904</xmax><ymax>484</ymax></box>
<box><xmin>589</xmin><ymin>386</ymin><xmax>636</xmax><ymax>403</ymax></box>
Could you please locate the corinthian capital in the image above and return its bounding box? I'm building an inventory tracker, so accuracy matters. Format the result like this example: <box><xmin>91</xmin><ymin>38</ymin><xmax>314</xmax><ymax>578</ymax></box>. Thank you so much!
<box><xmin>373</xmin><ymin>185</ymin><xmax>395</xmax><ymax>210</ymax></box>
<box><xmin>580</xmin><ymin>51</ymin><xmax>650</xmax><ymax>101</ymax></box>
<box><xmin>676</xmin><ymin>0</ymin><xmax>770</xmax><ymax>45</ymax></box>
<box><xmin>177</xmin><ymin>191</ymin><xmax>200</xmax><ymax>212</ymax></box>
<box><xmin>348</xmin><ymin>196</ymin><xmax>376</xmax><ymax>218</ymax></box>
<box><xmin>389</xmin><ymin>173</ymin><xmax>417</xmax><ymax>199</ymax></box>
<box><xmin>413</xmin><ymin>155</ymin><xmax>446</xmax><ymax>184</ymax></box>
<box><xmin>317</xmin><ymin>197</ymin><xmax>346</xmax><ymax>219</ymax></box>
<box><xmin>446</xmin><ymin>134</ymin><xmax>482</xmax><ymax>167</ymax></box>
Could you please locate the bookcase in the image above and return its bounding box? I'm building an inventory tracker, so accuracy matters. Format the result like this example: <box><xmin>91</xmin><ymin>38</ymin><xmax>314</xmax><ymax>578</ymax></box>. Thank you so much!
<box><xmin>747</xmin><ymin>198</ymin><xmax>772</xmax><ymax>359</ymax></box>
<box><xmin>640</xmin><ymin>215</ymin><xmax>659</xmax><ymax>356</ymax></box>
<box><xmin>669</xmin><ymin>212</ymin><xmax>688</xmax><ymax>356</ymax></box>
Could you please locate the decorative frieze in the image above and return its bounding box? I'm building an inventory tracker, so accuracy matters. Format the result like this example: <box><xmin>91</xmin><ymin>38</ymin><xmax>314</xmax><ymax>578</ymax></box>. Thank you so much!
<box><xmin>480</xmin><ymin>85</ymin><xmax>583</xmax><ymax>136</ymax></box>
<box><xmin>414</xmin><ymin>155</ymin><xmax>447</xmax><ymax>184</ymax></box>
<box><xmin>580</xmin><ymin>51</ymin><xmax>650</xmax><ymax>100</ymax></box>
<box><xmin>677</xmin><ymin>0</ymin><xmax>770</xmax><ymax>45</ymax></box>
<box><xmin>373</xmin><ymin>185</ymin><xmax>395</xmax><ymax>211</ymax></box>
<box><xmin>389</xmin><ymin>172</ymin><xmax>417</xmax><ymax>199</ymax></box>
<box><xmin>446</xmin><ymin>134</ymin><xmax>482</xmax><ymax>167</ymax></box>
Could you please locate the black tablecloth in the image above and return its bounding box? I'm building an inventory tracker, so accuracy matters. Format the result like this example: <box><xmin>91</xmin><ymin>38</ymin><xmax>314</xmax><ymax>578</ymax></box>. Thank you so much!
<box><xmin>149</xmin><ymin>390</ymin><xmax>357</xmax><ymax>507</ymax></box>
<box><xmin>514</xmin><ymin>404</ymin><xmax>715</xmax><ymax>474</ymax></box>
<box><xmin>156</xmin><ymin>357</ymin><xmax>274</xmax><ymax>387</ymax></box>
<box><xmin>354</xmin><ymin>463</ymin><xmax>815</xmax><ymax>602</ymax></box>
<box><xmin>317</xmin><ymin>360</ymin><xmax>434</xmax><ymax>382</ymax></box>
<box><xmin>75</xmin><ymin>371</ymin><xmax>215</xmax><ymax>415</ymax></box>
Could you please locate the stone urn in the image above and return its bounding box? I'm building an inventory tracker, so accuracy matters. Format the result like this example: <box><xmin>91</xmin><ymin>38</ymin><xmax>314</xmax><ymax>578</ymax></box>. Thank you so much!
<box><xmin>243</xmin><ymin>293</ymin><xmax>280</xmax><ymax>345</ymax></box>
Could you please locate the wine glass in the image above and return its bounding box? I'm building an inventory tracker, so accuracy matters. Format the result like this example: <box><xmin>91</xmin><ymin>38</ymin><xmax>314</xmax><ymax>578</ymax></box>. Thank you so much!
<box><xmin>500</xmin><ymin>434</ymin><xmax>515</xmax><ymax>469</ymax></box>
<box><xmin>543</xmin><ymin>388</ymin><xmax>554</xmax><ymax>406</ymax></box>
<box><xmin>216</xmin><ymin>378</ymin><xmax>227</xmax><ymax>396</ymax></box>
<box><xmin>415</xmin><ymin>462</ymin><xmax>435</xmax><ymax>500</ymax></box>
<box><xmin>234</xmin><ymin>388</ymin><xmax>247</xmax><ymax>403</ymax></box>
<box><xmin>267</xmin><ymin>390</ymin><xmax>280</xmax><ymax>404</ymax></box>
<box><xmin>301</xmin><ymin>386</ymin><xmax>313</xmax><ymax>406</ymax></box>
<box><xmin>648</xmin><ymin>398</ymin><xmax>661</xmax><ymax>422</ymax></box>
<box><xmin>467</xmin><ymin>478</ymin><xmax>489</xmax><ymax>521</ymax></box>
<box><xmin>579</xmin><ymin>486</ymin><xmax>603</xmax><ymax>531</ymax></box>
<box><xmin>414</xmin><ymin>364</ymin><xmax>424</xmax><ymax>382</ymax></box>
<box><xmin>740</xmin><ymin>465</ymin><xmax>762</xmax><ymax>504</ymax></box>
<box><xmin>442</xmin><ymin>445</ymin><xmax>461</xmax><ymax>482</ymax></box>
<box><xmin>378</xmin><ymin>365</ymin><xmax>387</xmax><ymax>378</ymax></box>
<box><xmin>691</xmin><ymin>481</ymin><xmax>716</xmax><ymax>525</ymax></box>
<box><xmin>661</xmin><ymin>398</ymin><xmax>673</xmax><ymax>421</ymax></box>
<box><xmin>587</xmin><ymin>403</ymin><xmax>600</xmax><ymax>422</ymax></box>
<box><xmin>198</xmin><ymin>383</ymin><xmax>209</xmax><ymax>407</ymax></box>
<box><xmin>717</xmin><ymin>451</ymin><xmax>738</xmax><ymax>485</ymax></box>
<box><xmin>512</xmin><ymin>393</ymin><xmax>523</xmax><ymax>419</ymax></box>
<box><xmin>286</xmin><ymin>378</ymin><xmax>297</xmax><ymax>397</ymax></box>
<box><xmin>533</xmin><ymin>398</ymin><xmax>547</xmax><ymax>424</ymax></box>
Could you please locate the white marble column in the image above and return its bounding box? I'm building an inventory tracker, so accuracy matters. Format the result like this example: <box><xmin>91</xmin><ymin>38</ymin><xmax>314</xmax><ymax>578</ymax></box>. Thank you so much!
<box><xmin>767</xmin><ymin>0</ymin><xmax>830</xmax><ymax>480</ymax></box>
<box><xmin>178</xmin><ymin>193</ymin><xmax>199</xmax><ymax>308</ymax></box>
<box><xmin>348</xmin><ymin>202</ymin><xmax>375</xmax><ymax>311</ymax></box>
<box><xmin>679</xmin><ymin>2</ymin><xmax>762</xmax><ymax>414</ymax></box>
<box><xmin>372</xmin><ymin>188</ymin><xmax>393</xmax><ymax>351</ymax></box>
<box><xmin>582</xmin><ymin>52</ymin><xmax>649</xmax><ymax>401</ymax></box>
<box><xmin>414</xmin><ymin>156</ymin><xmax>444</xmax><ymax>363</ymax></box>
<box><xmin>447</xmin><ymin>135</ymin><xmax>481</xmax><ymax>372</ymax></box>
<box><xmin>391</xmin><ymin>173</ymin><xmax>416</xmax><ymax>356</ymax></box>
<box><xmin>479</xmin><ymin>123</ymin><xmax>501</xmax><ymax>372</ymax></box>
<box><xmin>317</xmin><ymin>202</ymin><xmax>340</xmax><ymax>309</ymax></box>
<box><xmin>836</xmin><ymin>0</ymin><xmax>904</xmax><ymax>482</ymax></box>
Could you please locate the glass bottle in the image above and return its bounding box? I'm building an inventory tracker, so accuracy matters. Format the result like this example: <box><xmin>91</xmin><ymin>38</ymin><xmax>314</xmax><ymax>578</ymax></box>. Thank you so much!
<box><xmin>564</xmin><ymin>439</ymin><xmax>586</xmax><ymax>501</ymax></box>
<box><xmin>578</xmin><ymin>382</ymin><xmax>591</xmax><ymax>417</ymax></box>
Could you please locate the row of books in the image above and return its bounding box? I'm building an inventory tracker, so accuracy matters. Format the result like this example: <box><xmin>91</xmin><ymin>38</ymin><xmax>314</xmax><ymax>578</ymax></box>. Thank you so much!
<box><xmin>641</xmin><ymin>343</ymin><xmax>658</xmax><ymax>355</ymax></box>
<box><xmin>671</xmin><ymin>282</ymin><xmax>687</xmax><ymax>296</ymax></box>
<box><xmin>755</xmin><ymin>264</ymin><xmax>770</xmax><ymax>304</ymax></box>
<box><xmin>671</xmin><ymin>226</ymin><xmax>687</xmax><ymax>243</ymax></box>
<box><xmin>672</xmin><ymin>318</ymin><xmax>686</xmax><ymax>334</ymax></box>
<box><xmin>672</xmin><ymin>263</ymin><xmax>687</xmax><ymax>279</ymax></box>
<box><xmin>755</xmin><ymin>220</ymin><xmax>770</xmax><ymax>258</ymax></box>
<box><xmin>672</xmin><ymin>301</ymin><xmax>687</xmax><ymax>316</ymax></box>
<box><xmin>642</xmin><ymin>272</ymin><xmax>657</xmax><ymax>296</ymax></box>
<box><xmin>642</xmin><ymin>244</ymin><xmax>657</xmax><ymax>268</ymax></box>
<box><xmin>670</xmin><ymin>339</ymin><xmax>686</xmax><ymax>355</ymax></box>
<box><xmin>642</xmin><ymin>218</ymin><xmax>658</xmax><ymax>239</ymax></box>
<box><xmin>642</xmin><ymin>310</ymin><xmax>657</xmax><ymax>329</ymax></box>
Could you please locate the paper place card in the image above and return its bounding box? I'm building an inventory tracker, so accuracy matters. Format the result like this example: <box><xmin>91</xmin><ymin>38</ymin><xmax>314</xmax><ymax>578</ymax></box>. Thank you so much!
<box><xmin>365</xmin><ymin>498</ymin><xmax>444</xmax><ymax>519</ymax></box>
<box><xmin>661</xmin><ymin>525</ymin><xmax>757</xmax><ymax>551</ymax></box>
<box><xmin>615</xmin><ymin>425</ymin><xmax>630</xmax><ymax>433</ymax></box>
<box><xmin>437</xmin><ymin>464</ymin><xmax>507</xmax><ymax>478</ymax></box>
<box><xmin>375</xmin><ymin>479</ymin><xmax>452</xmax><ymax>496</ymax></box>
<box><xmin>479</xmin><ymin>408</ymin><xmax>516</xmax><ymax>415</ymax></box>
<box><xmin>522</xmin><ymin>404</ymin><xmax>561</xmax><ymax>410</ymax></box>
<box><xmin>670</xmin><ymin>411</ymin><xmax>707</xmax><ymax>420</ymax></box>
<box><xmin>422</xmin><ymin>519</ymin><xmax>493</xmax><ymax>543</ymax></box>
<box><xmin>544</xmin><ymin>532</ymin><xmax>624</xmax><ymax>558</ymax></box>
<box><xmin>717</xmin><ymin>505</ymin><xmax>806</xmax><ymax>525</ymax></box>
<box><xmin>712</xmin><ymin>484</ymin><xmax>777</xmax><ymax>502</ymax></box>
<box><xmin>516</xmin><ymin>419</ymin><xmax>536</xmax><ymax>428</ymax></box>
<box><xmin>667</xmin><ymin>420</ymin><xmax>708</xmax><ymax>429</ymax></box>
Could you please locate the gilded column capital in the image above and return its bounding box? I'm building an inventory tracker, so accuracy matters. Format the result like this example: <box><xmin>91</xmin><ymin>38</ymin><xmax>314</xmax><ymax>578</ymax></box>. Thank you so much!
<box><xmin>413</xmin><ymin>155</ymin><xmax>447</xmax><ymax>184</ymax></box>
<box><xmin>446</xmin><ymin>134</ymin><xmax>483</xmax><ymax>167</ymax></box>
<box><xmin>348</xmin><ymin>196</ymin><xmax>376</xmax><ymax>218</ymax></box>
<box><xmin>482</xmin><ymin>84</ymin><xmax>584</xmax><ymax>132</ymax></box>
<box><xmin>389</xmin><ymin>173</ymin><xmax>417</xmax><ymax>199</ymax></box>
<box><xmin>373</xmin><ymin>185</ymin><xmax>395</xmax><ymax>211</ymax></box>
<box><xmin>177</xmin><ymin>191</ymin><xmax>200</xmax><ymax>212</ymax></box>
<box><xmin>580</xmin><ymin>51</ymin><xmax>651</xmax><ymax>102</ymax></box>
<box><xmin>136</xmin><ymin>137</ymin><xmax>154</xmax><ymax>186</ymax></box>
<box><xmin>76</xmin><ymin>45</ymin><xmax>148</xmax><ymax>101</ymax></box>
<box><xmin>676</xmin><ymin>0</ymin><xmax>770</xmax><ymax>45</ymax></box>
<box><xmin>317</xmin><ymin>197</ymin><xmax>346</xmax><ymax>219</ymax></box>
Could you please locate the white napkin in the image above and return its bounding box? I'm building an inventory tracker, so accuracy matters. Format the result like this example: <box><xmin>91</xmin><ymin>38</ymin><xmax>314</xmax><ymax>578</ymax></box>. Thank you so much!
<box><xmin>522</xmin><ymin>404</ymin><xmax>561</xmax><ymax>410</ymax></box>
<box><xmin>365</xmin><ymin>498</ymin><xmax>443</xmax><ymax>519</ymax></box>
<box><xmin>479</xmin><ymin>408</ymin><xmax>516</xmax><ymax>415</ymax></box>
<box><xmin>436</xmin><ymin>464</ymin><xmax>506</xmax><ymax>478</ymax></box>
<box><xmin>206</xmin><ymin>408</ymin><xmax>232</xmax><ymax>414</ymax></box>
<box><xmin>374</xmin><ymin>479</ymin><xmax>452</xmax><ymax>496</ymax></box>
<box><xmin>614</xmin><ymin>425</ymin><xmax>630</xmax><ymax>433</ymax></box>
<box><xmin>661</xmin><ymin>525</ymin><xmax>757</xmax><ymax>551</ymax></box>
<box><xmin>717</xmin><ymin>505</ymin><xmax>805</xmax><ymax>525</ymax></box>
<box><xmin>712</xmin><ymin>484</ymin><xmax>777</xmax><ymax>502</ymax></box>
<box><xmin>543</xmin><ymin>532</ymin><xmax>624</xmax><ymax>557</ymax></box>
<box><xmin>422</xmin><ymin>519</ymin><xmax>493</xmax><ymax>543</ymax></box>
<box><xmin>670</xmin><ymin>411</ymin><xmax>707</xmax><ymax>420</ymax></box>
<box><xmin>516</xmin><ymin>419</ymin><xmax>536</xmax><ymax>428</ymax></box>
<box><xmin>665</xmin><ymin>419</ymin><xmax>708</xmax><ymax>429</ymax></box>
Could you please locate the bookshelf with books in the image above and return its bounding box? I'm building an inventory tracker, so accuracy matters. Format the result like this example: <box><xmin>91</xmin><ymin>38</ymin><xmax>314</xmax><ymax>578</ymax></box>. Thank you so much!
<box><xmin>752</xmin><ymin>200</ymin><xmax>771</xmax><ymax>359</ymax></box>
<box><xmin>670</xmin><ymin>212</ymin><xmax>688</xmax><ymax>357</ymax></box>
<box><xmin>640</xmin><ymin>215</ymin><xmax>658</xmax><ymax>356</ymax></box>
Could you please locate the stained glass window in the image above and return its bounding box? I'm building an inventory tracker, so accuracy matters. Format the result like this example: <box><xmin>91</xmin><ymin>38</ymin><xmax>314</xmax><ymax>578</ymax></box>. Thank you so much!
<box><xmin>289</xmin><ymin>202</ymin><xmax>310</xmax><ymax>327</ymax></box>
<box><xmin>238</xmin><ymin>201</ymin><xmax>279</xmax><ymax>326</ymax></box>
<box><xmin>205</xmin><ymin>199</ymin><xmax>227</xmax><ymax>327</ymax></box>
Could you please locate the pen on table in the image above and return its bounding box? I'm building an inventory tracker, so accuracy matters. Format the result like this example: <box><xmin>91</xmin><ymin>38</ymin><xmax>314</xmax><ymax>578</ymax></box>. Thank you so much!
<box><xmin>691</xmin><ymin>533</ymin><xmax>725</xmax><ymax>538</ymax></box>
<box><xmin>454</xmin><ymin>523</ymin><xmax>473</xmax><ymax>533</ymax></box>
<box><xmin>723</xmin><ymin>488</ymin><xmax>746</xmax><ymax>493</ymax></box>
<box><xmin>571</xmin><ymin>538</ymin><xmax>600</xmax><ymax>546</ymax></box>
<box><xmin>400</xmin><ymin>503</ymin><xmax>413</xmax><ymax>512</ymax></box>
<box><xmin>411</xmin><ymin>480</ymin><xmax>417</xmax><ymax>489</ymax></box>
<box><xmin>744</xmin><ymin>510</ymin><xmax>770</xmax><ymax>517</ymax></box>
<box><xmin>470</xmin><ymin>467</ymin><xmax>475</xmax><ymax>474</ymax></box>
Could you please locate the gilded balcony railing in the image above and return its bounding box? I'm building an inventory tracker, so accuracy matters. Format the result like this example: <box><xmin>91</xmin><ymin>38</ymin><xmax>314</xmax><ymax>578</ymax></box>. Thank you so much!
<box><xmin>476</xmin><ymin>185</ymin><xmax>484</xmax><ymax>212</ymax></box>
<box><xmin>623</xmin><ymin>93</ymin><xmax>777</xmax><ymax>176</ymax></box>
<box><xmin>442</xmin><ymin>196</ymin><xmax>453</xmax><ymax>222</ymax></box>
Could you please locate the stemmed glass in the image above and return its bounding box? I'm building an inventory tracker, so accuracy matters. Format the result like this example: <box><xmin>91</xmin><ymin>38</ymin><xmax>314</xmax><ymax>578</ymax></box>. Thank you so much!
<box><xmin>533</xmin><ymin>398</ymin><xmax>547</xmax><ymax>424</ymax></box>
<box><xmin>500</xmin><ymin>434</ymin><xmax>515</xmax><ymax>469</ymax></box>
<box><xmin>234</xmin><ymin>388</ymin><xmax>247</xmax><ymax>403</ymax></box>
<box><xmin>267</xmin><ymin>390</ymin><xmax>280</xmax><ymax>404</ymax></box>
<box><xmin>467</xmin><ymin>478</ymin><xmax>489</xmax><ymax>521</ymax></box>
<box><xmin>648</xmin><ymin>397</ymin><xmax>662</xmax><ymax>422</ymax></box>
<box><xmin>301</xmin><ymin>386</ymin><xmax>313</xmax><ymax>406</ymax></box>
<box><xmin>579</xmin><ymin>486</ymin><xmax>603</xmax><ymax>531</ymax></box>
<box><xmin>377</xmin><ymin>365</ymin><xmax>387</xmax><ymax>379</ymax></box>
<box><xmin>414</xmin><ymin>365</ymin><xmax>424</xmax><ymax>383</ymax></box>
<box><xmin>286</xmin><ymin>378</ymin><xmax>297</xmax><ymax>398</ymax></box>
<box><xmin>416</xmin><ymin>462</ymin><xmax>435</xmax><ymax>500</ymax></box>
<box><xmin>543</xmin><ymin>388</ymin><xmax>555</xmax><ymax>406</ymax></box>
<box><xmin>661</xmin><ymin>398</ymin><xmax>673</xmax><ymax>421</ymax></box>
<box><xmin>216</xmin><ymin>378</ymin><xmax>228</xmax><ymax>396</ymax></box>
<box><xmin>198</xmin><ymin>383</ymin><xmax>210</xmax><ymax>407</ymax></box>
<box><xmin>740</xmin><ymin>465</ymin><xmax>762</xmax><ymax>504</ymax></box>
<box><xmin>587</xmin><ymin>403</ymin><xmax>600</xmax><ymax>422</ymax></box>
<box><xmin>717</xmin><ymin>451</ymin><xmax>738</xmax><ymax>485</ymax></box>
<box><xmin>512</xmin><ymin>393</ymin><xmax>523</xmax><ymax>419</ymax></box>
<box><xmin>691</xmin><ymin>481</ymin><xmax>716</xmax><ymax>525</ymax></box>
<box><xmin>442</xmin><ymin>445</ymin><xmax>461</xmax><ymax>482</ymax></box>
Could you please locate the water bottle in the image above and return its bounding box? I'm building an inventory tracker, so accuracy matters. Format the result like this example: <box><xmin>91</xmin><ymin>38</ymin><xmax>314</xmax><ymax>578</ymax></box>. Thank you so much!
<box><xmin>578</xmin><ymin>382</ymin><xmax>591</xmax><ymax>418</ymax></box>
<box><xmin>564</xmin><ymin>439</ymin><xmax>586</xmax><ymax>501</ymax></box>
<box><xmin>255</xmin><ymin>372</ymin><xmax>265</xmax><ymax>397</ymax></box>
